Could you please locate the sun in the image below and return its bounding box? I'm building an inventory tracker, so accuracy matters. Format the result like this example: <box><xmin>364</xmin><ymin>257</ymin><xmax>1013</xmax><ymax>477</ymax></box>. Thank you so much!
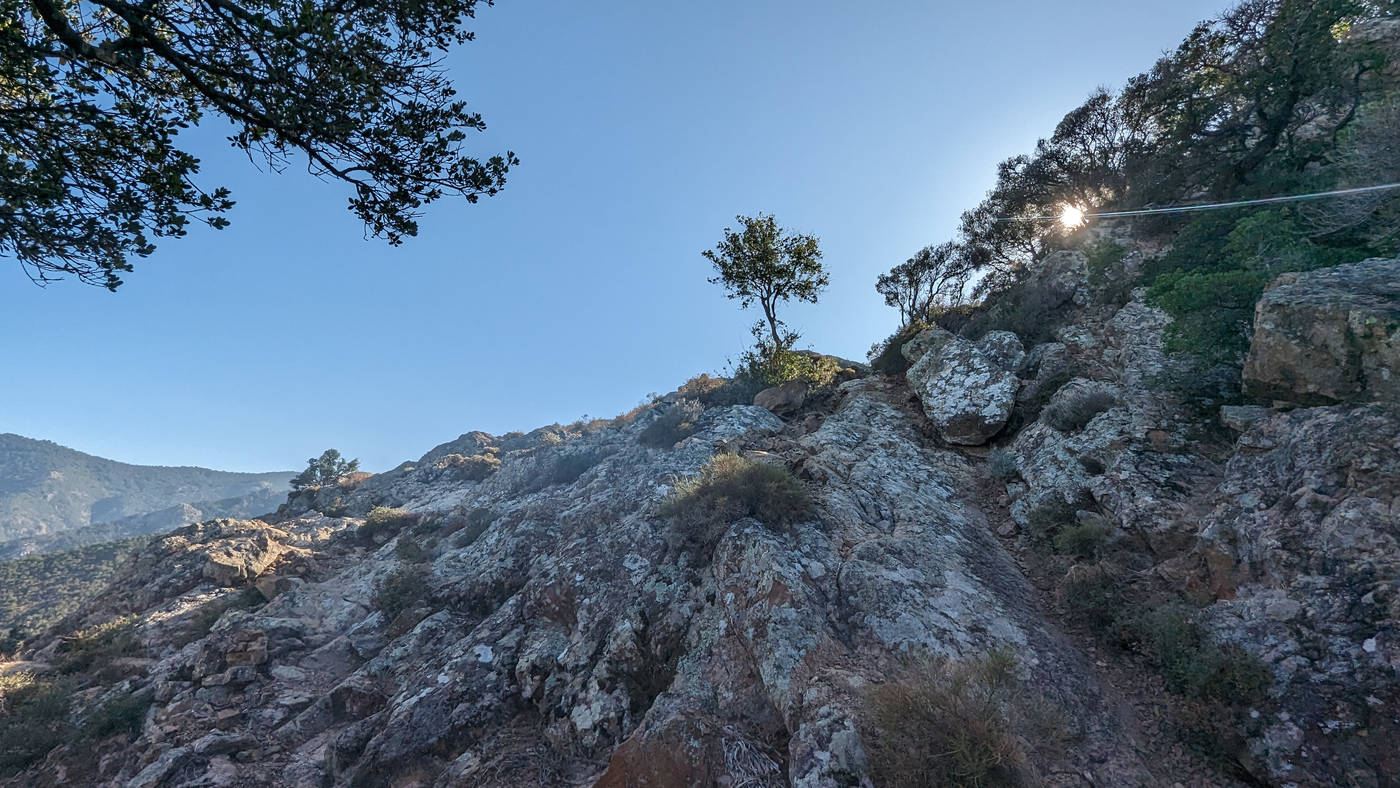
<box><xmin>1059</xmin><ymin>204</ymin><xmax>1087</xmax><ymax>229</ymax></box>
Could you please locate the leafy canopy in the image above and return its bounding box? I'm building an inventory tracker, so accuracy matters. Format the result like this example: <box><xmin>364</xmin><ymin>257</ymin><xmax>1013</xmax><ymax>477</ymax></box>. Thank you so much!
<box><xmin>703</xmin><ymin>213</ymin><xmax>828</xmax><ymax>354</ymax></box>
<box><xmin>290</xmin><ymin>449</ymin><xmax>359</xmax><ymax>491</ymax></box>
<box><xmin>1</xmin><ymin>0</ymin><xmax>517</xmax><ymax>289</ymax></box>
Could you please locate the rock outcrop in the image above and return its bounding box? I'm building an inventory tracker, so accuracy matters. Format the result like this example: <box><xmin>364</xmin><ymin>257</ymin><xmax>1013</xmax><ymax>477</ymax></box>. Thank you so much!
<box><xmin>1243</xmin><ymin>256</ymin><xmax>1400</xmax><ymax>406</ymax></box>
<box><xmin>905</xmin><ymin>328</ymin><xmax>1022</xmax><ymax>445</ymax></box>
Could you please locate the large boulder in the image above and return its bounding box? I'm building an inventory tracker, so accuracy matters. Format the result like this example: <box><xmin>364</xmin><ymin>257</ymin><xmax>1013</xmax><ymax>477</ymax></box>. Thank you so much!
<box><xmin>1243</xmin><ymin>257</ymin><xmax>1400</xmax><ymax>406</ymax></box>
<box><xmin>1197</xmin><ymin>404</ymin><xmax>1400</xmax><ymax>786</ymax></box>
<box><xmin>753</xmin><ymin>380</ymin><xmax>807</xmax><ymax>416</ymax></box>
<box><xmin>906</xmin><ymin>330</ymin><xmax>1021</xmax><ymax>445</ymax></box>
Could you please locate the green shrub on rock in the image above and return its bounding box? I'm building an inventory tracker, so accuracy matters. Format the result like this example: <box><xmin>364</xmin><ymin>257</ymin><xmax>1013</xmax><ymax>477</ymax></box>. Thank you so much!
<box><xmin>638</xmin><ymin>400</ymin><xmax>705</xmax><ymax>449</ymax></box>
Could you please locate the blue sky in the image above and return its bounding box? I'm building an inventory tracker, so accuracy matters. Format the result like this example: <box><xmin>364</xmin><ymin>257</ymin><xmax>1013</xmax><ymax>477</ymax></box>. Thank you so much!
<box><xmin>2</xmin><ymin>0</ymin><xmax>1236</xmax><ymax>472</ymax></box>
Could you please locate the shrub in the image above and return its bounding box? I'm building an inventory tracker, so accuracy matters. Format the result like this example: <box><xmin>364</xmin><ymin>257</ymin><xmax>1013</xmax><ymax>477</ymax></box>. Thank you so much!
<box><xmin>1084</xmin><ymin>239</ymin><xmax>1133</xmax><ymax>305</ymax></box>
<box><xmin>638</xmin><ymin>399</ymin><xmax>704</xmax><ymax>449</ymax></box>
<box><xmin>1022</xmin><ymin>497</ymin><xmax>1077</xmax><ymax>551</ymax></box>
<box><xmin>436</xmin><ymin>451</ymin><xmax>500</xmax><ymax>482</ymax></box>
<box><xmin>452</xmin><ymin>507</ymin><xmax>497</xmax><ymax>547</ymax></box>
<box><xmin>1060</xmin><ymin>562</ymin><xmax>1128</xmax><ymax>636</ymax></box>
<box><xmin>372</xmin><ymin>562</ymin><xmax>429</xmax><ymax>620</ymax></box>
<box><xmin>543</xmin><ymin>449</ymin><xmax>608</xmax><ymax>487</ymax></box>
<box><xmin>986</xmin><ymin>448</ymin><xmax>1019</xmax><ymax>481</ymax></box>
<box><xmin>870</xmin><ymin>321</ymin><xmax>929</xmax><ymax>378</ymax></box>
<box><xmin>659</xmin><ymin>454</ymin><xmax>811</xmax><ymax>533</ymax></box>
<box><xmin>0</xmin><ymin>673</ymin><xmax>72</xmax><ymax>774</ymax></box>
<box><xmin>863</xmin><ymin>650</ymin><xmax>1050</xmax><ymax>788</ymax></box>
<box><xmin>1042</xmin><ymin>385</ymin><xmax>1118</xmax><ymax>432</ymax></box>
<box><xmin>57</xmin><ymin>615</ymin><xmax>139</xmax><ymax>674</ymax></box>
<box><xmin>1123</xmin><ymin>603</ymin><xmax>1272</xmax><ymax>705</ymax></box>
<box><xmin>394</xmin><ymin>536</ymin><xmax>430</xmax><ymax>564</ymax></box>
<box><xmin>962</xmin><ymin>277</ymin><xmax>1077</xmax><ymax>346</ymax></box>
<box><xmin>1052</xmin><ymin>520</ymin><xmax>1110</xmax><ymax>560</ymax></box>
<box><xmin>361</xmin><ymin>506</ymin><xmax>418</xmax><ymax>543</ymax></box>
<box><xmin>735</xmin><ymin>346</ymin><xmax>841</xmax><ymax>391</ymax></box>
<box><xmin>82</xmin><ymin>689</ymin><xmax>152</xmax><ymax>739</ymax></box>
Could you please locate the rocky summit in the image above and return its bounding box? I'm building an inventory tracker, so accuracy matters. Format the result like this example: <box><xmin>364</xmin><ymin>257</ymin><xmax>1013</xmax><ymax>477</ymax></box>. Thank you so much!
<box><xmin>2</xmin><ymin>251</ymin><xmax>1398</xmax><ymax>788</ymax></box>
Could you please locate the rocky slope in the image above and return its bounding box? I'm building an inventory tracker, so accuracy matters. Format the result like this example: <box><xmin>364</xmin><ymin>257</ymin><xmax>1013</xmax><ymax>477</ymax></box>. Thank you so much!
<box><xmin>0</xmin><ymin>434</ymin><xmax>290</xmax><ymax>544</ymax></box>
<box><xmin>1</xmin><ymin>251</ymin><xmax>1396</xmax><ymax>788</ymax></box>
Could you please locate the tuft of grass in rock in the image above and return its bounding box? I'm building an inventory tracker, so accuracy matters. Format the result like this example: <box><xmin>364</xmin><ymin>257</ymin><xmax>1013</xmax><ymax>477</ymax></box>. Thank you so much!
<box><xmin>82</xmin><ymin>688</ymin><xmax>152</xmax><ymax>739</ymax></box>
<box><xmin>435</xmin><ymin>451</ymin><xmax>501</xmax><ymax>481</ymax></box>
<box><xmin>1051</xmin><ymin>520</ymin><xmax>1110</xmax><ymax>561</ymax></box>
<box><xmin>987</xmin><ymin>448</ymin><xmax>1020</xmax><ymax>481</ymax></box>
<box><xmin>638</xmin><ymin>399</ymin><xmax>704</xmax><ymax>449</ymax></box>
<box><xmin>863</xmin><ymin>649</ymin><xmax>1059</xmax><ymax>788</ymax></box>
<box><xmin>1043</xmin><ymin>386</ymin><xmax>1118</xmax><ymax>433</ymax></box>
<box><xmin>450</xmin><ymin>507</ymin><xmax>497</xmax><ymax>547</ymax></box>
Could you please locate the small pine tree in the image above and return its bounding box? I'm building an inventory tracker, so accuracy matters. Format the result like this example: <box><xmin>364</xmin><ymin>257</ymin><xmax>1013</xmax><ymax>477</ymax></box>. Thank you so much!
<box><xmin>290</xmin><ymin>449</ymin><xmax>360</xmax><ymax>491</ymax></box>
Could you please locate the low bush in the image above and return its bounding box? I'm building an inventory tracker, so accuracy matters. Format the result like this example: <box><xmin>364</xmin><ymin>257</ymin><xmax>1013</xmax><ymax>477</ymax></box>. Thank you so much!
<box><xmin>659</xmin><ymin>454</ymin><xmax>811</xmax><ymax>532</ymax></box>
<box><xmin>452</xmin><ymin>507</ymin><xmax>497</xmax><ymax>547</ymax></box>
<box><xmin>1060</xmin><ymin>562</ymin><xmax>1129</xmax><ymax>636</ymax></box>
<box><xmin>863</xmin><ymin>649</ymin><xmax>1055</xmax><ymax>788</ymax></box>
<box><xmin>361</xmin><ymin>506</ymin><xmax>418</xmax><ymax>544</ymax></box>
<box><xmin>0</xmin><ymin>673</ymin><xmax>72</xmax><ymax>775</ymax></box>
<box><xmin>57</xmin><ymin>615</ymin><xmax>139</xmax><ymax>674</ymax></box>
<box><xmin>1124</xmin><ymin>603</ymin><xmax>1272</xmax><ymax>705</ymax></box>
<box><xmin>543</xmin><ymin>449</ymin><xmax>608</xmax><ymax>487</ymax></box>
<box><xmin>962</xmin><ymin>277</ymin><xmax>1077</xmax><ymax>346</ymax></box>
<box><xmin>1084</xmin><ymin>239</ymin><xmax>1133</xmax><ymax>305</ymax></box>
<box><xmin>1042</xmin><ymin>385</ymin><xmax>1118</xmax><ymax>432</ymax></box>
<box><xmin>372</xmin><ymin>562</ymin><xmax>429</xmax><ymax>620</ymax></box>
<box><xmin>986</xmin><ymin>448</ymin><xmax>1019</xmax><ymax>481</ymax></box>
<box><xmin>82</xmin><ymin>689</ymin><xmax>152</xmax><ymax>739</ymax></box>
<box><xmin>869</xmin><ymin>321</ymin><xmax>930</xmax><ymax>378</ymax></box>
<box><xmin>1022</xmin><ymin>497</ymin><xmax>1077</xmax><ymax>551</ymax></box>
<box><xmin>638</xmin><ymin>399</ymin><xmax>704</xmax><ymax>449</ymax></box>
<box><xmin>1052</xmin><ymin>520</ymin><xmax>1110</xmax><ymax>561</ymax></box>
<box><xmin>436</xmin><ymin>451</ymin><xmax>501</xmax><ymax>482</ymax></box>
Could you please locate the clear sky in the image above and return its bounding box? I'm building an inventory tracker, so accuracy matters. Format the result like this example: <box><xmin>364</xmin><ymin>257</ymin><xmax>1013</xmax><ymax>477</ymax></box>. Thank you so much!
<box><xmin>2</xmin><ymin>0</ymin><xmax>1237</xmax><ymax>473</ymax></box>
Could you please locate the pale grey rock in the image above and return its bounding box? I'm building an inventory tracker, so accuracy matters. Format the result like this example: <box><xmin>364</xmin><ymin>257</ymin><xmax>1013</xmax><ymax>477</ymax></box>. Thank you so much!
<box><xmin>899</xmin><ymin>326</ymin><xmax>954</xmax><ymax>364</ymax></box>
<box><xmin>975</xmin><ymin>330</ymin><xmax>1026</xmax><ymax>373</ymax></box>
<box><xmin>907</xmin><ymin>337</ymin><xmax>1018</xmax><ymax>445</ymax></box>
<box><xmin>1220</xmin><ymin>404</ymin><xmax>1272</xmax><ymax>433</ymax></box>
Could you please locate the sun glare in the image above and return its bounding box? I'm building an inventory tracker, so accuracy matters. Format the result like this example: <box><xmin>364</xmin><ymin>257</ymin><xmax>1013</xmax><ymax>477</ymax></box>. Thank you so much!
<box><xmin>1059</xmin><ymin>204</ymin><xmax>1087</xmax><ymax>229</ymax></box>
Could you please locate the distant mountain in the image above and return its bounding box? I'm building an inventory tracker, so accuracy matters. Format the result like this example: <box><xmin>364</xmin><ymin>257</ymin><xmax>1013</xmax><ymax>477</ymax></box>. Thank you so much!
<box><xmin>0</xmin><ymin>433</ymin><xmax>292</xmax><ymax>545</ymax></box>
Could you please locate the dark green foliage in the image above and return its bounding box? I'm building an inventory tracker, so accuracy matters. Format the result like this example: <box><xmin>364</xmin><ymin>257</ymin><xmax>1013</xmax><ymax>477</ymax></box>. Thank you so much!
<box><xmin>876</xmin><ymin>242</ymin><xmax>973</xmax><ymax>327</ymax></box>
<box><xmin>0</xmin><ymin>673</ymin><xmax>72</xmax><ymax>775</ymax></box>
<box><xmin>1061</xmin><ymin>563</ymin><xmax>1129</xmax><ymax>634</ymax></box>
<box><xmin>0</xmin><ymin>536</ymin><xmax>148</xmax><ymax>634</ymax></box>
<box><xmin>734</xmin><ymin>347</ymin><xmax>842</xmax><ymax>391</ymax></box>
<box><xmin>1084</xmin><ymin>239</ymin><xmax>1133</xmax><ymax>305</ymax></box>
<box><xmin>704</xmin><ymin>213</ymin><xmax>828</xmax><ymax>356</ymax></box>
<box><xmin>870</xmin><ymin>321</ymin><xmax>930</xmax><ymax>378</ymax></box>
<box><xmin>1022</xmin><ymin>497</ymin><xmax>1077</xmax><ymax>551</ymax></box>
<box><xmin>1042</xmin><ymin>386</ymin><xmax>1118</xmax><ymax>432</ymax></box>
<box><xmin>1051</xmin><ymin>521</ymin><xmax>1111</xmax><ymax>561</ymax></box>
<box><xmin>291</xmin><ymin>449</ymin><xmax>360</xmax><ymax>491</ymax></box>
<box><xmin>372</xmin><ymin>562</ymin><xmax>430</xmax><ymax>620</ymax></box>
<box><xmin>863</xmin><ymin>650</ymin><xmax>1057</xmax><ymax>788</ymax></box>
<box><xmin>395</xmin><ymin>536</ymin><xmax>430</xmax><ymax>564</ymax></box>
<box><xmin>2</xmin><ymin>0</ymin><xmax>514</xmax><ymax>288</ymax></box>
<box><xmin>82</xmin><ymin>689</ymin><xmax>152</xmax><ymax>739</ymax></box>
<box><xmin>1124</xmin><ymin>604</ymin><xmax>1272</xmax><ymax>704</ymax></box>
<box><xmin>451</xmin><ymin>508</ymin><xmax>497</xmax><ymax>547</ymax></box>
<box><xmin>638</xmin><ymin>400</ymin><xmax>705</xmax><ymax>449</ymax></box>
<box><xmin>658</xmin><ymin>454</ymin><xmax>812</xmax><ymax>556</ymax></box>
<box><xmin>962</xmin><ymin>276</ymin><xmax>1077</xmax><ymax>345</ymax></box>
<box><xmin>361</xmin><ymin>506</ymin><xmax>418</xmax><ymax>544</ymax></box>
<box><xmin>544</xmin><ymin>450</ymin><xmax>608</xmax><ymax>487</ymax></box>
<box><xmin>57</xmin><ymin>615</ymin><xmax>139</xmax><ymax>674</ymax></box>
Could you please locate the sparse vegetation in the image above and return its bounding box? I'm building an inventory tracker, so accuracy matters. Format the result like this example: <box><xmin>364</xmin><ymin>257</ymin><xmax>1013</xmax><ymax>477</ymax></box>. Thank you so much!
<box><xmin>961</xmin><ymin>276</ymin><xmax>1077</xmax><ymax>346</ymax></box>
<box><xmin>543</xmin><ymin>449</ymin><xmax>609</xmax><ymax>488</ymax></box>
<box><xmin>1042</xmin><ymin>385</ymin><xmax>1118</xmax><ymax>433</ymax></box>
<box><xmin>1084</xmin><ymin>239</ymin><xmax>1132</xmax><ymax>305</ymax></box>
<box><xmin>0</xmin><ymin>672</ymin><xmax>72</xmax><ymax>775</ymax></box>
<box><xmin>638</xmin><ymin>400</ymin><xmax>704</xmax><ymax>449</ymax></box>
<box><xmin>436</xmin><ymin>451</ymin><xmax>501</xmax><ymax>482</ymax></box>
<box><xmin>451</xmin><ymin>507</ymin><xmax>497</xmax><ymax>547</ymax></box>
<box><xmin>658</xmin><ymin>454</ymin><xmax>811</xmax><ymax>556</ymax></box>
<box><xmin>869</xmin><ymin>321</ymin><xmax>930</xmax><ymax>378</ymax></box>
<box><xmin>82</xmin><ymin>688</ymin><xmax>152</xmax><ymax>739</ymax></box>
<box><xmin>987</xmin><ymin>448</ymin><xmax>1019</xmax><ymax>481</ymax></box>
<box><xmin>863</xmin><ymin>649</ymin><xmax>1060</xmax><ymax>788</ymax></box>
<box><xmin>57</xmin><ymin>615</ymin><xmax>139</xmax><ymax>674</ymax></box>
<box><xmin>0</xmin><ymin>537</ymin><xmax>149</xmax><ymax>635</ymax></box>
<box><xmin>372</xmin><ymin>562</ymin><xmax>430</xmax><ymax>620</ymax></box>
<box><xmin>361</xmin><ymin>506</ymin><xmax>418</xmax><ymax>544</ymax></box>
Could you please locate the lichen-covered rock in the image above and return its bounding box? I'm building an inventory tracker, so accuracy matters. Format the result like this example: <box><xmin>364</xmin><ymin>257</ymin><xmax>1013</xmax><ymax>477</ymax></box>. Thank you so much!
<box><xmin>907</xmin><ymin>337</ymin><xmax>1018</xmax><ymax>445</ymax></box>
<box><xmin>899</xmin><ymin>325</ymin><xmax>954</xmax><ymax>364</ymax></box>
<box><xmin>1243</xmin><ymin>257</ymin><xmax>1400</xmax><ymax>406</ymax></box>
<box><xmin>1197</xmin><ymin>404</ymin><xmax>1400</xmax><ymax>787</ymax></box>
<box><xmin>975</xmin><ymin>330</ymin><xmax>1026</xmax><ymax>373</ymax></box>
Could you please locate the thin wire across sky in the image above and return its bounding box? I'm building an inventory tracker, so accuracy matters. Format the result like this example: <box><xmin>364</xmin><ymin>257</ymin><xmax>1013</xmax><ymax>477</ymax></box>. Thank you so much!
<box><xmin>996</xmin><ymin>182</ymin><xmax>1400</xmax><ymax>224</ymax></box>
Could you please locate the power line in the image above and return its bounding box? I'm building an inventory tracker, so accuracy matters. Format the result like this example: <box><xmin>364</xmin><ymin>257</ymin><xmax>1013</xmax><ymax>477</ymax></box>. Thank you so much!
<box><xmin>994</xmin><ymin>182</ymin><xmax>1400</xmax><ymax>223</ymax></box>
